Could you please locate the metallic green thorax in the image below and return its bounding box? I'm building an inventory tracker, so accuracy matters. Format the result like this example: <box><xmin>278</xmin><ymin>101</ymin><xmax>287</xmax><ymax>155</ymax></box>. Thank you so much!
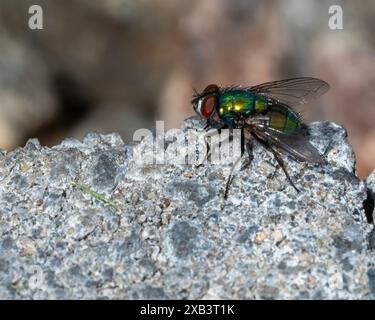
<box><xmin>218</xmin><ymin>90</ymin><xmax>256</xmax><ymax>121</ymax></box>
<box><xmin>217</xmin><ymin>89</ymin><xmax>300</xmax><ymax>134</ymax></box>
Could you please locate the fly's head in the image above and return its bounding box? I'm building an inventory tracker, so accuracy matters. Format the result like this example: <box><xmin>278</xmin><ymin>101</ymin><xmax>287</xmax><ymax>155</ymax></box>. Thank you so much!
<box><xmin>191</xmin><ymin>84</ymin><xmax>220</xmax><ymax>121</ymax></box>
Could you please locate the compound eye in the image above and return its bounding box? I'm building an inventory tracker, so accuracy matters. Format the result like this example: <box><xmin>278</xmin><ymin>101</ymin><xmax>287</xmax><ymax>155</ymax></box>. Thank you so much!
<box><xmin>203</xmin><ymin>84</ymin><xmax>219</xmax><ymax>94</ymax></box>
<box><xmin>200</xmin><ymin>95</ymin><xmax>217</xmax><ymax>118</ymax></box>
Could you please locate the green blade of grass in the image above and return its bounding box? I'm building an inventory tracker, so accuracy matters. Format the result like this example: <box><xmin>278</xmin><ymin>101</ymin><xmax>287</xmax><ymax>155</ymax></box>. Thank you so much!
<box><xmin>71</xmin><ymin>182</ymin><xmax>121</xmax><ymax>213</ymax></box>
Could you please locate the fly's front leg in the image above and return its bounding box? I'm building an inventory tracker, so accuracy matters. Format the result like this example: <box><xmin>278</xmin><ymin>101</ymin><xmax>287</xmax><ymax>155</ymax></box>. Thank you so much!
<box><xmin>194</xmin><ymin>131</ymin><xmax>211</xmax><ymax>168</ymax></box>
<box><xmin>195</xmin><ymin>125</ymin><xmax>227</xmax><ymax>168</ymax></box>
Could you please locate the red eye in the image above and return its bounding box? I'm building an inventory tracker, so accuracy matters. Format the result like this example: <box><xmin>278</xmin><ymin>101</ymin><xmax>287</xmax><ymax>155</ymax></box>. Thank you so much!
<box><xmin>201</xmin><ymin>95</ymin><xmax>217</xmax><ymax>118</ymax></box>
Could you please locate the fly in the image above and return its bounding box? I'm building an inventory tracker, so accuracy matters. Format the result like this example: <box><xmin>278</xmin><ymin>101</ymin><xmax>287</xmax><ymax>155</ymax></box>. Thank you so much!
<box><xmin>191</xmin><ymin>77</ymin><xmax>330</xmax><ymax>198</ymax></box>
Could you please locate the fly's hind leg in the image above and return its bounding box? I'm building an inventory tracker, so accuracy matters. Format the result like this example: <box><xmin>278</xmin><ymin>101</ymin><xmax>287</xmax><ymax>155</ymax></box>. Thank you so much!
<box><xmin>251</xmin><ymin>132</ymin><xmax>300</xmax><ymax>193</ymax></box>
<box><xmin>224</xmin><ymin>154</ymin><xmax>242</xmax><ymax>199</ymax></box>
<box><xmin>268</xmin><ymin>147</ymin><xmax>300</xmax><ymax>193</ymax></box>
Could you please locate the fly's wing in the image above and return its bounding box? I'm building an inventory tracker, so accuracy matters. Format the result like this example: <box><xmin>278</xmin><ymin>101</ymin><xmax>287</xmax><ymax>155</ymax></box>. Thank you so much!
<box><xmin>252</xmin><ymin>127</ymin><xmax>326</xmax><ymax>164</ymax></box>
<box><xmin>246</xmin><ymin>113</ymin><xmax>326</xmax><ymax>164</ymax></box>
<box><xmin>249</xmin><ymin>77</ymin><xmax>330</xmax><ymax>107</ymax></box>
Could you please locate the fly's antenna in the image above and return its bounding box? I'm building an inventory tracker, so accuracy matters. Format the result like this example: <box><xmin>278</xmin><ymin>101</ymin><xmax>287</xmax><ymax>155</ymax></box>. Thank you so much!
<box><xmin>191</xmin><ymin>87</ymin><xmax>201</xmax><ymax>104</ymax></box>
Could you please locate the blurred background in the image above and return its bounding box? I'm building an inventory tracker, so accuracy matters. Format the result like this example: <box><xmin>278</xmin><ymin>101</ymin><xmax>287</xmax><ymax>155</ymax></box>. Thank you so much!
<box><xmin>0</xmin><ymin>0</ymin><xmax>374</xmax><ymax>178</ymax></box>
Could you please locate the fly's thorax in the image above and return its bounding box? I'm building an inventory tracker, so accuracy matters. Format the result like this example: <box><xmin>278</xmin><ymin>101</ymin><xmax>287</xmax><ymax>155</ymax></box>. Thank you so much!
<box><xmin>217</xmin><ymin>89</ymin><xmax>271</xmax><ymax>127</ymax></box>
<box><xmin>218</xmin><ymin>90</ymin><xmax>254</xmax><ymax>119</ymax></box>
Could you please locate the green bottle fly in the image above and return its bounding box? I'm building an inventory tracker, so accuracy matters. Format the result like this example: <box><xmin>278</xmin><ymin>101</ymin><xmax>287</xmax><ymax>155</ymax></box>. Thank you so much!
<box><xmin>191</xmin><ymin>77</ymin><xmax>330</xmax><ymax>198</ymax></box>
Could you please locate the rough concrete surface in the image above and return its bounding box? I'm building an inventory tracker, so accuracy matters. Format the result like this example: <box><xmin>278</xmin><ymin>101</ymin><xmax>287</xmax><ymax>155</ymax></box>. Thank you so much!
<box><xmin>0</xmin><ymin>116</ymin><xmax>374</xmax><ymax>299</ymax></box>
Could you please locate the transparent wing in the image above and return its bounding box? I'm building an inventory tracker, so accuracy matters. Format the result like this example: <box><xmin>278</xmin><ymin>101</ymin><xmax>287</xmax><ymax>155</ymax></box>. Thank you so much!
<box><xmin>249</xmin><ymin>77</ymin><xmax>330</xmax><ymax>107</ymax></box>
<box><xmin>251</xmin><ymin>126</ymin><xmax>326</xmax><ymax>164</ymax></box>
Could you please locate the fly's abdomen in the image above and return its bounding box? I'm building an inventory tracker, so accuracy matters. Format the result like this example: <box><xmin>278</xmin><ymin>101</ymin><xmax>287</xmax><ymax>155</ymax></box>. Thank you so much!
<box><xmin>268</xmin><ymin>104</ymin><xmax>301</xmax><ymax>135</ymax></box>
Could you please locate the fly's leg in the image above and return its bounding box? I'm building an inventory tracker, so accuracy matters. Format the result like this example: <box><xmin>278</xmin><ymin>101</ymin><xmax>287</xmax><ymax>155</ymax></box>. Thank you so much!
<box><xmin>224</xmin><ymin>154</ymin><xmax>242</xmax><ymax>199</ymax></box>
<box><xmin>192</xmin><ymin>124</ymin><xmax>246</xmax><ymax>199</ymax></box>
<box><xmin>195</xmin><ymin>135</ymin><xmax>210</xmax><ymax>168</ymax></box>
<box><xmin>224</xmin><ymin>130</ymin><xmax>254</xmax><ymax>199</ymax></box>
<box><xmin>268</xmin><ymin>147</ymin><xmax>300</xmax><ymax>193</ymax></box>
<box><xmin>241</xmin><ymin>141</ymin><xmax>254</xmax><ymax>170</ymax></box>
<box><xmin>195</xmin><ymin>128</ymin><xmax>214</xmax><ymax>168</ymax></box>
<box><xmin>195</xmin><ymin>124</ymin><xmax>227</xmax><ymax>168</ymax></box>
<box><xmin>251</xmin><ymin>132</ymin><xmax>300</xmax><ymax>193</ymax></box>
